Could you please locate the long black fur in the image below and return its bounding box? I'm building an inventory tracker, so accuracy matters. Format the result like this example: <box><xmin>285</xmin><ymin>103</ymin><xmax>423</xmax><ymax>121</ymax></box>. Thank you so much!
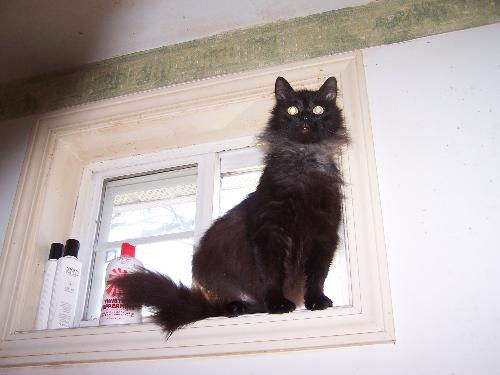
<box><xmin>112</xmin><ymin>269</ymin><xmax>222</xmax><ymax>333</ymax></box>
<box><xmin>112</xmin><ymin>76</ymin><xmax>349</xmax><ymax>336</ymax></box>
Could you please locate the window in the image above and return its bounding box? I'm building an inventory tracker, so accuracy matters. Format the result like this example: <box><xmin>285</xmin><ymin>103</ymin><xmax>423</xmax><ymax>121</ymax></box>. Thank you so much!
<box><xmin>0</xmin><ymin>52</ymin><xmax>394</xmax><ymax>367</ymax></box>
<box><xmin>86</xmin><ymin>166</ymin><xmax>198</xmax><ymax>320</ymax></box>
<box><xmin>84</xmin><ymin>146</ymin><xmax>352</xmax><ymax>324</ymax></box>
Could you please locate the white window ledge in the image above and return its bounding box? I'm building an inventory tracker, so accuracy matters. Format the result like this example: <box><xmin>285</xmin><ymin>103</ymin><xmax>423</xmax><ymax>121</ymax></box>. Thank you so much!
<box><xmin>0</xmin><ymin>52</ymin><xmax>394</xmax><ymax>367</ymax></box>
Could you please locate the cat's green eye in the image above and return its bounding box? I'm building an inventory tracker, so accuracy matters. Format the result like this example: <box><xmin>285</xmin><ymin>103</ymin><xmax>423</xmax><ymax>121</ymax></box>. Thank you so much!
<box><xmin>312</xmin><ymin>105</ymin><xmax>324</xmax><ymax>115</ymax></box>
<box><xmin>287</xmin><ymin>106</ymin><xmax>299</xmax><ymax>116</ymax></box>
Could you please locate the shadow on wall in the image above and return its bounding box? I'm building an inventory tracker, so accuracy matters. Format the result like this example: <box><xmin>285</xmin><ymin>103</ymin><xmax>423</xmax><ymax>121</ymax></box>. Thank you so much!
<box><xmin>0</xmin><ymin>0</ymin><xmax>134</xmax><ymax>119</ymax></box>
<box><xmin>0</xmin><ymin>0</ymin><xmax>125</xmax><ymax>250</ymax></box>
<box><xmin>0</xmin><ymin>0</ymin><xmax>134</xmax><ymax>83</ymax></box>
<box><xmin>0</xmin><ymin>118</ymin><xmax>33</xmax><ymax>255</ymax></box>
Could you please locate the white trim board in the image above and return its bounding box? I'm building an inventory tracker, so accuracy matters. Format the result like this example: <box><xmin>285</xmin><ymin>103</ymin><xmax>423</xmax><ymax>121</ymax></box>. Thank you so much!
<box><xmin>0</xmin><ymin>51</ymin><xmax>394</xmax><ymax>367</ymax></box>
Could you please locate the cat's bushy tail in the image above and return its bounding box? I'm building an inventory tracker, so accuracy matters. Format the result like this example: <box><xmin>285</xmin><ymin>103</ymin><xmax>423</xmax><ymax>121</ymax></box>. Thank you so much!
<box><xmin>112</xmin><ymin>269</ymin><xmax>221</xmax><ymax>335</ymax></box>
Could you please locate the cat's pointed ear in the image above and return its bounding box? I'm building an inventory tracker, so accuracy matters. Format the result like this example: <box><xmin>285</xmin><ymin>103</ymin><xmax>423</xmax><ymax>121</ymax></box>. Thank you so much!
<box><xmin>317</xmin><ymin>77</ymin><xmax>338</xmax><ymax>102</ymax></box>
<box><xmin>275</xmin><ymin>77</ymin><xmax>294</xmax><ymax>101</ymax></box>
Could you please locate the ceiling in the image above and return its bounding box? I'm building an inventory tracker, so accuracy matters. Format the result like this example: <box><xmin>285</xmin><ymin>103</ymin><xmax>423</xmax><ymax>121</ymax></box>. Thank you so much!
<box><xmin>0</xmin><ymin>0</ymin><xmax>368</xmax><ymax>83</ymax></box>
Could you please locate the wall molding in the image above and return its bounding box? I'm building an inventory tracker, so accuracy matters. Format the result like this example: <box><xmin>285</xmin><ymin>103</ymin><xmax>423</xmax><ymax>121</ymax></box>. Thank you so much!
<box><xmin>0</xmin><ymin>0</ymin><xmax>499</xmax><ymax>121</ymax></box>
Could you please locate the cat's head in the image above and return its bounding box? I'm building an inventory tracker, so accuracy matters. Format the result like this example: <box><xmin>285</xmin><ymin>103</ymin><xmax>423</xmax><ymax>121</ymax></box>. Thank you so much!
<box><xmin>265</xmin><ymin>77</ymin><xmax>347</xmax><ymax>145</ymax></box>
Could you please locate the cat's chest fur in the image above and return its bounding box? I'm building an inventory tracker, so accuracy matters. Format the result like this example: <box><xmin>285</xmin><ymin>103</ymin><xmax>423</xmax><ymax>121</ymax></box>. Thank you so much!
<box><xmin>267</xmin><ymin>141</ymin><xmax>340</xmax><ymax>183</ymax></box>
<box><xmin>255</xmin><ymin>142</ymin><xmax>342</xmax><ymax>306</ymax></box>
<box><xmin>254</xmin><ymin>140</ymin><xmax>342</xmax><ymax>239</ymax></box>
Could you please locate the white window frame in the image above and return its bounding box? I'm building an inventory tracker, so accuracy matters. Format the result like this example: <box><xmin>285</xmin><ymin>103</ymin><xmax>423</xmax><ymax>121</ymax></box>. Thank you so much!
<box><xmin>84</xmin><ymin>163</ymin><xmax>200</xmax><ymax>322</ymax></box>
<box><xmin>0</xmin><ymin>52</ymin><xmax>394</xmax><ymax>367</ymax></box>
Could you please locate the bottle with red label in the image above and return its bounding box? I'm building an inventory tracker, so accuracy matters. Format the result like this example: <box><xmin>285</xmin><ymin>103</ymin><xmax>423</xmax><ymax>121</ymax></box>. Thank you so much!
<box><xmin>99</xmin><ymin>242</ymin><xmax>144</xmax><ymax>325</ymax></box>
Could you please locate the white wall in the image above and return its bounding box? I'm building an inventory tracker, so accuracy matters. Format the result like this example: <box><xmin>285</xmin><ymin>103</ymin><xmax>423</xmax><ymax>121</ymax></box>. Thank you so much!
<box><xmin>1</xmin><ymin>23</ymin><xmax>500</xmax><ymax>374</ymax></box>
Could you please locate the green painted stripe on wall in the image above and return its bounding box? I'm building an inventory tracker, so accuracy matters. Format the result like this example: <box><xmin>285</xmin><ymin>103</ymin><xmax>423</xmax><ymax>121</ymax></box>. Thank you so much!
<box><xmin>1</xmin><ymin>0</ymin><xmax>498</xmax><ymax>121</ymax></box>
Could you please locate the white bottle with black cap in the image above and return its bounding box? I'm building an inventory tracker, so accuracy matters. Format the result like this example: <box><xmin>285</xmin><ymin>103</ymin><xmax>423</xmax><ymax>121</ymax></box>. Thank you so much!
<box><xmin>47</xmin><ymin>239</ymin><xmax>82</xmax><ymax>329</ymax></box>
<box><xmin>35</xmin><ymin>243</ymin><xmax>64</xmax><ymax>330</ymax></box>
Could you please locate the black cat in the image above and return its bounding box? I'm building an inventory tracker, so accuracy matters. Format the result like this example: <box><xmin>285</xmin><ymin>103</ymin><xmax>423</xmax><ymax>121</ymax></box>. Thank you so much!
<box><xmin>112</xmin><ymin>76</ymin><xmax>349</xmax><ymax>335</ymax></box>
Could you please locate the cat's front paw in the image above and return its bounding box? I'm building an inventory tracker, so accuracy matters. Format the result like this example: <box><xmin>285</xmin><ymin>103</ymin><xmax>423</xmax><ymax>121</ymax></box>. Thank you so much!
<box><xmin>266</xmin><ymin>297</ymin><xmax>296</xmax><ymax>314</ymax></box>
<box><xmin>305</xmin><ymin>294</ymin><xmax>333</xmax><ymax>311</ymax></box>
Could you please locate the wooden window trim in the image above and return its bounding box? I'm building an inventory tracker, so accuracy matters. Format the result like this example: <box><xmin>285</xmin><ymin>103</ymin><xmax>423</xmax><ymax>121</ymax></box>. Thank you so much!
<box><xmin>0</xmin><ymin>52</ymin><xmax>394</xmax><ymax>367</ymax></box>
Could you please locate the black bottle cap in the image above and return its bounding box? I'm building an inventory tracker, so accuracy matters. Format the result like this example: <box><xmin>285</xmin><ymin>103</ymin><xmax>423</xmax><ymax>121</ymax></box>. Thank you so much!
<box><xmin>64</xmin><ymin>239</ymin><xmax>80</xmax><ymax>258</ymax></box>
<box><xmin>48</xmin><ymin>243</ymin><xmax>64</xmax><ymax>260</ymax></box>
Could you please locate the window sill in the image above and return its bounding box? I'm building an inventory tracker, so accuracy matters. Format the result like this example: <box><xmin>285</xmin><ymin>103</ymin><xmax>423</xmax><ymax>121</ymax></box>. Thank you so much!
<box><xmin>2</xmin><ymin>305</ymin><xmax>392</xmax><ymax>366</ymax></box>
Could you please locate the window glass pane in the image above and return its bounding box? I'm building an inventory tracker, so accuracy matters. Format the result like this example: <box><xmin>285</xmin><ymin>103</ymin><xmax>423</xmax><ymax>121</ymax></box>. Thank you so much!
<box><xmin>137</xmin><ymin>239</ymin><xmax>195</xmax><ymax>317</ymax></box>
<box><xmin>85</xmin><ymin>166</ymin><xmax>197</xmax><ymax>321</ymax></box>
<box><xmin>219</xmin><ymin>168</ymin><xmax>262</xmax><ymax>216</ymax></box>
<box><xmin>108</xmin><ymin>177</ymin><xmax>197</xmax><ymax>242</ymax></box>
<box><xmin>324</xmin><ymin>228</ymin><xmax>351</xmax><ymax>307</ymax></box>
<box><xmin>105</xmin><ymin>249</ymin><xmax>118</xmax><ymax>262</ymax></box>
<box><xmin>85</xmin><ymin>246</ymin><xmax>120</xmax><ymax>320</ymax></box>
<box><xmin>136</xmin><ymin>239</ymin><xmax>194</xmax><ymax>286</ymax></box>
